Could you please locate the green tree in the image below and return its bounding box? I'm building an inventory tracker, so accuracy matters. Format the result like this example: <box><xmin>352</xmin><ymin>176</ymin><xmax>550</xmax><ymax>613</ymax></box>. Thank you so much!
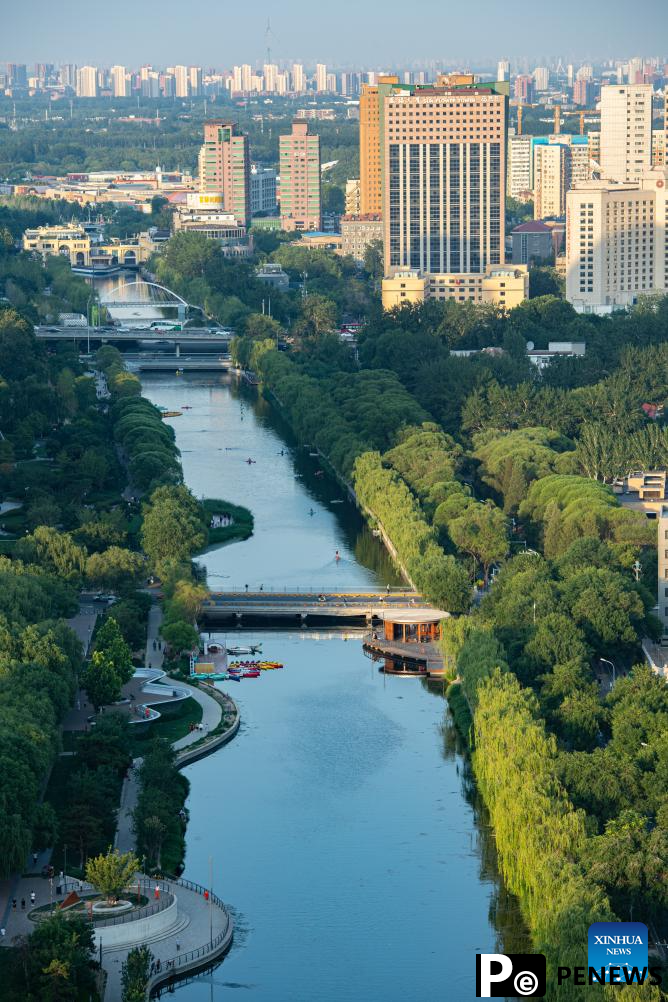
<box><xmin>448</xmin><ymin>501</ymin><xmax>509</xmax><ymax>583</ymax></box>
<box><xmin>121</xmin><ymin>945</ymin><xmax>153</xmax><ymax>1002</ymax></box>
<box><xmin>161</xmin><ymin>619</ymin><xmax>199</xmax><ymax>653</ymax></box>
<box><xmin>81</xmin><ymin>650</ymin><xmax>122</xmax><ymax>710</ymax></box>
<box><xmin>85</xmin><ymin>846</ymin><xmax>139</xmax><ymax>904</ymax></box>
<box><xmin>85</xmin><ymin>546</ymin><xmax>144</xmax><ymax>591</ymax></box>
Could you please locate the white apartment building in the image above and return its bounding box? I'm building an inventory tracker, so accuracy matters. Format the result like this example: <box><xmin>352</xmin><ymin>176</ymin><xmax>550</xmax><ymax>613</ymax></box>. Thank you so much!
<box><xmin>316</xmin><ymin>64</ymin><xmax>327</xmax><ymax>92</ymax></box>
<box><xmin>292</xmin><ymin>64</ymin><xmax>305</xmax><ymax>93</ymax></box>
<box><xmin>250</xmin><ymin>165</ymin><xmax>278</xmax><ymax>215</ymax></box>
<box><xmin>174</xmin><ymin>65</ymin><xmax>189</xmax><ymax>98</ymax></box>
<box><xmin>110</xmin><ymin>65</ymin><xmax>127</xmax><ymax>98</ymax></box>
<box><xmin>507</xmin><ymin>135</ymin><xmax>533</xmax><ymax>200</ymax></box>
<box><xmin>533</xmin><ymin>66</ymin><xmax>549</xmax><ymax>92</ymax></box>
<box><xmin>76</xmin><ymin>66</ymin><xmax>98</xmax><ymax>98</ymax></box>
<box><xmin>565</xmin><ymin>167</ymin><xmax>668</xmax><ymax>314</ymax></box>
<box><xmin>497</xmin><ymin>60</ymin><xmax>509</xmax><ymax>82</ymax></box>
<box><xmin>600</xmin><ymin>84</ymin><xmax>653</xmax><ymax>182</ymax></box>
<box><xmin>534</xmin><ymin>144</ymin><xmax>571</xmax><ymax>219</ymax></box>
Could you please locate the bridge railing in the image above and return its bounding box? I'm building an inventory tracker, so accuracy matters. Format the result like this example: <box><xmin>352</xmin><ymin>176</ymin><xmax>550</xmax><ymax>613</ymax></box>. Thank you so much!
<box><xmin>204</xmin><ymin>586</ymin><xmax>417</xmax><ymax>597</ymax></box>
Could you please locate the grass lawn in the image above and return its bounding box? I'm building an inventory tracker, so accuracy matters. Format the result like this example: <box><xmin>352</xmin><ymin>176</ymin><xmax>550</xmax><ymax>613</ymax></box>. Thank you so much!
<box><xmin>129</xmin><ymin>696</ymin><xmax>202</xmax><ymax>757</ymax></box>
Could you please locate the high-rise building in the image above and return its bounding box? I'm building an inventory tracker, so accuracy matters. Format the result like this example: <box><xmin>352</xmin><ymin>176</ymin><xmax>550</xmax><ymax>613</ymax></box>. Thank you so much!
<box><xmin>76</xmin><ymin>66</ymin><xmax>98</xmax><ymax>98</ymax></box>
<box><xmin>326</xmin><ymin>73</ymin><xmax>337</xmax><ymax>94</ymax></box>
<box><xmin>316</xmin><ymin>64</ymin><xmax>327</xmax><ymax>92</ymax></box>
<box><xmin>263</xmin><ymin>64</ymin><xmax>278</xmax><ymax>93</ymax></box>
<box><xmin>514</xmin><ymin>75</ymin><xmax>536</xmax><ymax>104</ymax></box>
<box><xmin>189</xmin><ymin>66</ymin><xmax>203</xmax><ymax>97</ymax></box>
<box><xmin>359</xmin><ymin>75</ymin><xmax>399</xmax><ymax>215</ymax></box>
<box><xmin>198</xmin><ymin>120</ymin><xmax>251</xmax><ymax>228</ymax></box>
<box><xmin>565</xmin><ymin>167</ymin><xmax>668</xmax><ymax>313</ymax></box>
<box><xmin>600</xmin><ymin>84</ymin><xmax>653</xmax><ymax>182</ymax></box>
<box><xmin>241</xmin><ymin>64</ymin><xmax>252</xmax><ymax>92</ymax></box>
<box><xmin>110</xmin><ymin>65</ymin><xmax>127</xmax><ymax>98</ymax></box>
<box><xmin>382</xmin><ymin>79</ymin><xmax>508</xmax><ymax>300</ymax></box>
<box><xmin>533</xmin><ymin>66</ymin><xmax>550</xmax><ymax>92</ymax></box>
<box><xmin>497</xmin><ymin>60</ymin><xmax>510</xmax><ymax>82</ymax></box>
<box><xmin>232</xmin><ymin>66</ymin><xmax>243</xmax><ymax>93</ymax></box>
<box><xmin>174</xmin><ymin>66</ymin><xmax>189</xmax><ymax>98</ymax></box>
<box><xmin>573</xmin><ymin>78</ymin><xmax>595</xmax><ymax>107</ymax></box>
<box><xmin>345</xmin><ymin>179</ymin><xmax>361</xmax><ymax>214</ymax></box>
<box><xmin>507</xmin><ymin>134</ymin><xmax>533</xmax><ymax>200</ymax></box>
<box><xmin>292</xmin><ymin>63</ymin><xmax>305</xmax><ymax>93</ymax></box>
<box><xmin>652</xmin><ymin>129</ymin><xmax>666</xmax><ymax>166</ymax></box>
<box><xmin>279</xmin><ymin>121</ymin><xmax>321</xmax><ymax>231</ymax></box>
<box><xmin>534</xmin><ymin>144</ymin><xmax>571</xmax><ymax>219</ymax></box>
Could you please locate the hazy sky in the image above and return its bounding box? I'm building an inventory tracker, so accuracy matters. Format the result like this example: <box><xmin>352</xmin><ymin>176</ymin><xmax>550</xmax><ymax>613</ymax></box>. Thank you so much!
<box><xmin>3</xmin><ymin>0</ymin><xmax>668</xmax><ymax>67</ymax></box>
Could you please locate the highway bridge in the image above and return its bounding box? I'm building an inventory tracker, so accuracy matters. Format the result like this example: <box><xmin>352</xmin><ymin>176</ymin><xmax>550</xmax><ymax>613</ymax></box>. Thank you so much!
<box><xmin>200</xmin><ymin>590</ymin><xmax>437</xmax><ymax>624</ymax></box>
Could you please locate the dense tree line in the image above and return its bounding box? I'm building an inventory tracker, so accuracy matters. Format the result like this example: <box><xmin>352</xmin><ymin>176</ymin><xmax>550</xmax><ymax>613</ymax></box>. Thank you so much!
<box><xmin>134</xmin><ymin>739</ymin><xmax>189</xmax><ymax>874</ymax></box>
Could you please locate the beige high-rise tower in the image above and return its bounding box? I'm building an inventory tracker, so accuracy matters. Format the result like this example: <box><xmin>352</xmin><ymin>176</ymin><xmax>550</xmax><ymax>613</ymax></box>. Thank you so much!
<box><xmin>382</xmin><ymin>81</ymin><xmax>507</xmax><ymax>292</ymax></box>
<box><xmin>279</xmin><ymin>121</ymin><xmax>321</xmax><ymax>231</ymax></box>
<box><xmin>600</xmin><ymin>84</ymin><xmax>653</xmax><ymax>182</ymax></box>
<box><xmin>359</xmin><ymin>76</ymin><xmax>400</xmax><ymax>215</ymax></box>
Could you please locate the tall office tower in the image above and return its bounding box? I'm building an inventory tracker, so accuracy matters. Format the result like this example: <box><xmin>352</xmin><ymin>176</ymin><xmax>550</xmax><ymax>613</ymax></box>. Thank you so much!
<box><xmin>316</xmin><ymin>64</ymin><xmax>327</xmax><ymax>92</ymax></box>
<box><xmin>383</xmin><ymin>80</ymin><xmax>508</xmax><ymax>293</ymax></box>
<box><xmin>110</xmin><ymin>65</ymin><xmax>127</xmax><ymax>98</ymax></box>
<box><xmin>8</xmin><ymin>64</ymin><xmax>27</xmax><ymax>86</ymax></box>
<box><xmin>232</xmin><ymin>66</ymin><xmax>243</xmax><ymax>92</ymax></box>
<box><xmin>279</xmin><ymin>121</ymin><xmax>322</xmax><ymax>231</ymax></box>
<box><xmin>161</xmin><ymin>74</ymin><xmax>175</xmax><ymax>98</ymax></box>
<box><xmin>174</xmin><ymin>66</ymin><xmax>189</xmax><ymax>97</ymax></box>
<box><xmin>292</xmin><ymin>63</ymin><xmax>305</xmax><ymax>93</ymax></box>
<box><xmin>600</xmin><ymin>84</ymin><xmax>653</xmax><ymax>182</ymax></box>
<box><xmin>359</xmin><ymin>76</ymin><xmax>400</xmax><ymax>215</ymax></box>
<box><xmin>76</xmin><ymin>66</ymin><xmax>98</xmax><ymax>98</ymax></box>
<box><xmin>497</xmin><ymin>60</ymin><xmax>510</xmax><ymax>82</ymax></box>
<box><xmin>142</xmin><ymin>73</ymin><xmax>160</xmax><ymax>99</ymax></box>
<box><xmin>533</xmin><ymin>66</ymin><xmax>549</xmax><ymax>92</ymax></box>
<box><xmin>573</xmin><ymin>78</ymin><xmax>595</xmax><ymax>106</ymax></box>
<box><xmin>198</xmin><ymin>120</ymin><xmax>251</xmax><ymax>228</ymax></box>
<box><xmin>189</xmin><ymin>66</ymin><xmax>202</xmax><ymax>96</ymax></box>
<box><xmin>507</xmin><ymin>134</ymin><xmax>533</xmax><ymax>199</ymax></box>
<box><xmin>567</xmin><ymin>64</ymin><xmax>574</xmax><ymax>87</ymax></box>
<box><xmin>263</xmin><ymin>64</ymin><xmax>278</xmax><ymax>92</ymax></box>
<box><xmin>534</xmin><ymin>144</ymin><xmax>572</xmax><ymax>219</ymax></box>
<box><xmin>566</xmin><ymin>167</ymin><xmax>668</xmax><ymax>313</ymax></box>
<box><xmin>514</xmin><ymin>75</ymin><xmax>536</xmax><ymax>103</ymax></box>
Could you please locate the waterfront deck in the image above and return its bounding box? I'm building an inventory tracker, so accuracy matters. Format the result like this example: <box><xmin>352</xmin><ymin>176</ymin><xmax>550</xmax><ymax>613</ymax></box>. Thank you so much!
<box><xmin>362</xmin><ymin>633</ymin><xmax>446</xmax><ymax>676</ymax></box>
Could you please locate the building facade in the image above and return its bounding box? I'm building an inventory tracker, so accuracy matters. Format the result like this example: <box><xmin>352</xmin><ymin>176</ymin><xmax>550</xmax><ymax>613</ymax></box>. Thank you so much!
<box><xmin>565</xmin><ymin>168</ymin><xmax>668</xmax><ymax>313</ymax></box>
<box><xmin>534</xmin><ymin>143</ymin><xmax>571</xmax><ymax>219</ymax></box>
<box><xmin>511</xmin><ymin>220</ymin><xmax>555</xmax><ymax>264</ymax></box>
<box><xmin>600</xmin><ymin>84</ymin><xmax>653</xmax><ymax>182</ymax></box>
<box><xmin>382</xmin><ymin>80</ymin><xmax>508</xmax><ymax>300</ymax></box>
<box><xmin>198</xmin><ymin>121</ymin><xmax>251</xmax><ymax>228</ymax></box>
<box><xmin>172</xmin><ymin>193</ymin><xmax>248</xmax><ymax>251</ymax></box>
<box><xmin>507</xmin><ymin>134</ymin><xmax>533</xmax><ymax>200</ymax></box>
<box><xmin>359</xmin><ymin>76</ymin><xmax>399</xmax><ymax>216</ymax></box>
<box><xmin>250</xmin><ymin>165</ymin><xmax>278</xmax><ymax>216</ymax></box>
<box><xmin>340</xmin><ymin>214</ymin><xmax>383</xmax><ymax>263</ymax></box>
<box><xmin>345</xmin><ymin>179</ymin><xmax>361</xmax><ymax>214</ymax></box>
<box><xmin>279</xmin><ymin>121</ymin><xmax>321</xmax><ymax>232</ymax></box>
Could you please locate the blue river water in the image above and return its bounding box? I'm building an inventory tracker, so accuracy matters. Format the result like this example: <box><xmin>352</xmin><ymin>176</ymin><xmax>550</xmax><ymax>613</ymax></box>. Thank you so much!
<box><xmin>139</xmin><ymin>373</ymin><xmax>523</xmax><ymax>1002</ymax></box>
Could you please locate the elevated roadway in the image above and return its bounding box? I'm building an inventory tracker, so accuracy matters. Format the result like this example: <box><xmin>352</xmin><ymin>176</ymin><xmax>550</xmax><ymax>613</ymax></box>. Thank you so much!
<box><xmin>35</xmin><ymin>325</ymin><xmax>233</xmax><ymax>347</ymax></box>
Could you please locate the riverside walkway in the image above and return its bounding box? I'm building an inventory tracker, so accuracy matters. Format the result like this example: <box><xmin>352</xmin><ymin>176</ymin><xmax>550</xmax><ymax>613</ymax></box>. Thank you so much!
<box><xmin>201</xmin><ymin>589</ymin><xmax>437</xmax><ymax>623</ymax></box>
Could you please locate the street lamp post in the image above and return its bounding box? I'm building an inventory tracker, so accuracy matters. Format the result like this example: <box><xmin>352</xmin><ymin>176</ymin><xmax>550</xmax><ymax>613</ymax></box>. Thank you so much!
<box><xmin>209</xmin><ymin>855</ymin><xmax>213</xmax><ymax>946</ymax></box>
<box><xmin>600</xmin><ymin>657</ymin><xmax>616</xmax><ymax>688</ymax></box>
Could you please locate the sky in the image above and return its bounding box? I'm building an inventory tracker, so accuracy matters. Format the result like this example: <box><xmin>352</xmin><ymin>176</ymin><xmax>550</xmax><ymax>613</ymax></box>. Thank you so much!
<box><xmin>3</xmin><ymin>0</ymin><xmax>668</xmax><ymax>67</ymax></box>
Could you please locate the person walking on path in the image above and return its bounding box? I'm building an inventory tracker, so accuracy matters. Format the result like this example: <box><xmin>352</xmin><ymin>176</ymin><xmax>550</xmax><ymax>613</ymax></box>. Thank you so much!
<box><xmin>30</xmin><ymin>892</ymin><xmax>35</xmax><ymax>906</ymax></box>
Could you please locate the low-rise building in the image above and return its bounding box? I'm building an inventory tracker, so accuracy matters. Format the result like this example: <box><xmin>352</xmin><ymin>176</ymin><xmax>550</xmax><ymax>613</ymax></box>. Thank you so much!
<box><xmin>527</xmin><ymin>341</ymin><xmax>585</xmax><ymax>369</ymax></box>
<box><xmin>23</xmin><ymin>223</ymin><xmax>91</xmax><ymax>265</ymax></box>
<box><xmin>255</xmin><ymin>263</ymin><xmax>289</xmax><ymax>290</ymax></box>
<box><xmin>382</xmin><ymin>265</ymin><xmax>529</xmax><ymax>311</ymax></box>
<box><xmin>511</xmin><ymin>221</ymin><xmax>554</xmax><ymax>265</ymax></box>
<box><xmin>339</xmin><ymin>213</ymin><xmax>382</xmax><ymax>263</ymax></box>
<box><xmin>172</xmin><ymin>192</ymin><xmax>249</xmax><ymax>253</ymax></box>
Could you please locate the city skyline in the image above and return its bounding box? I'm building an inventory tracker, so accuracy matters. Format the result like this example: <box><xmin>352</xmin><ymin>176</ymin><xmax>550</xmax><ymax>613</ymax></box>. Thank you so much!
<box><xmin>3</xmin><ymin>0</ymin><xmax>668</xmax><ymax>65</ymax></box>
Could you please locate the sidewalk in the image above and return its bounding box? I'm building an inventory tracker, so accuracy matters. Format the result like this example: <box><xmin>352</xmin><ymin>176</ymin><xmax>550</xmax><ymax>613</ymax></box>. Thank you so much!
<box><xmin>114</xmin><ymin>761</ymin><xmax>143</xmax><ymax>855</ymax></box>
<box><xmin>145</xmin><ymin>603</ymin><xmax>165</xmax><ymax>671</ymax></box>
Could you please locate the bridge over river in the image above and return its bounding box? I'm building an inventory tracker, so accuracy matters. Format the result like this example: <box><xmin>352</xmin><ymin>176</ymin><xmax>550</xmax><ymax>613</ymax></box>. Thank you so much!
<box><xmin>201</xmin><ymin>589</ymin><xmax>439</xmax><ymax>623</ymax></box>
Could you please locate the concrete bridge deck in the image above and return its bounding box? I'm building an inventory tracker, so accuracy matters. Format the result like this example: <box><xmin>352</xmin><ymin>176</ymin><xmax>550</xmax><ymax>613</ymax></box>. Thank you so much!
<box><xmin>201</xmin><ymin>590</ymin><xmax>436</xmax><ymax>623</ymax></box>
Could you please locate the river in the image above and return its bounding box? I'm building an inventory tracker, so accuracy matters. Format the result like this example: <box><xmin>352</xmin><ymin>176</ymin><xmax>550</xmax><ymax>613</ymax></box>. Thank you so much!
<box><xmin>137</xmin><ymin>371</ymin><xmax>526</xmax><ymax>1002</ymax></box>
